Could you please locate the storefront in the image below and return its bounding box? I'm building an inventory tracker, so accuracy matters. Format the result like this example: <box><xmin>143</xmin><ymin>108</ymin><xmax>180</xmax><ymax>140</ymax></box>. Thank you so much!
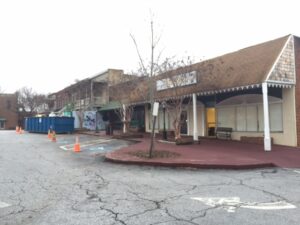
<box><xmin>142</xmin><ymin>34</ymin><xmax>299</xmax><ymax>150</ymax></box>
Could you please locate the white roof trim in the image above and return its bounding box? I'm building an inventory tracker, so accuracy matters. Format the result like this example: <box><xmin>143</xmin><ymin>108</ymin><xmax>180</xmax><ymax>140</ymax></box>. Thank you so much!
<box><xmin>265</xmin><ymin>35</ymin><xmax>292</xmax><ymax>82</ymax></box>
<box><xmin>267</xmin><ymin>82</ymin><xmax>293</xmax><ymax>88</ymax></box>
<box><xmin>267</xmin><ymin>80</ymin><xmax>295</xmax><ymax>85</ymax></box>
<box><xmin>130</xmin><ymin>80</ymin><xmax>294</xmax><ymax>105</ymax></box>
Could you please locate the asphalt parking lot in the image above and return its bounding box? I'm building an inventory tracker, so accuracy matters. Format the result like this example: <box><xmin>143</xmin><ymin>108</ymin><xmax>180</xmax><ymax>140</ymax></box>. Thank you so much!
<box><xmin>55</xmin><ymin>133</ymin><xmax>135</xmax><ymax>156</ymax></box>
<box><xmin>1</xmin><ymin>131</ymin><xmax>300</xmax><ymax>225</ymax></box>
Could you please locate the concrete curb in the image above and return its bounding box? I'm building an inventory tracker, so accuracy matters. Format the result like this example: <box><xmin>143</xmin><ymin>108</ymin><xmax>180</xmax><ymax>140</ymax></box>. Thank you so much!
<box><xmin>104</xmin><ymin>154</ymin><xmax>276</xmax><ymax>170</ymax></box>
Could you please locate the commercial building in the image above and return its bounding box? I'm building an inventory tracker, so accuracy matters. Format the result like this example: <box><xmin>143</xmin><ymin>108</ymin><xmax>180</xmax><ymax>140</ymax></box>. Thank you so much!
<box><xmin>0</xmin><ymin>93</ymin><xmax>18</xmax><ymax>129</ymax></box>
<box><xmin>50</xmin><ymin>69</ymin><xmax>130</xmax><ymax>130</ymax></box>
<box><xmin>125</xmin><ymin>34</ymin><xmax>300</xmax><ymax>150</ymax></box>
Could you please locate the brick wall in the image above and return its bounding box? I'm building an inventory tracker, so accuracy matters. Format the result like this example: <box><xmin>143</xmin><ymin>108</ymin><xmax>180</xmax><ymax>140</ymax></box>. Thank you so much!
<box><xmin>294</xmin><ymin>36</ymin><xmax>300</xmax><ymax>146</ymax></box>
<box><xmin>0</xmin><ymin>94</ymin><xmax>18</xmax><ymax>129</ymax></box>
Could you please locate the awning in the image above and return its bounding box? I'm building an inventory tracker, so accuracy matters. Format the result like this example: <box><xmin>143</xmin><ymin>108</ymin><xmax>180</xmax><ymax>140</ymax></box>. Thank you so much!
<box><xmin>99</xmin><ymin>101</ymin><xmax>121</xmax><ymax>111</ymax></box>
<box><xmin>0</xmin><ymin>118</ymin><xmax>6</xmax><ymax>121</ymax></box>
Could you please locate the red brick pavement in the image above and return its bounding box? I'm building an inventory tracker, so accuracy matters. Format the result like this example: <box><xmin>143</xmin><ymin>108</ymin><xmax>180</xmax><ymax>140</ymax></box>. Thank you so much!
<box><xmin>105</xmin><ymin>138</ymin><xmax>300</xmax><ymax>169</ymax></box>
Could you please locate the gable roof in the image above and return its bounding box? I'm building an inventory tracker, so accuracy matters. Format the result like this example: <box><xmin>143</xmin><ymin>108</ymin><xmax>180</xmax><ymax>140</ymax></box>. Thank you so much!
<box><xmin>154</xmin><ymin>35</ymin><xmax>291</xmax><ymax>100</ymax></box>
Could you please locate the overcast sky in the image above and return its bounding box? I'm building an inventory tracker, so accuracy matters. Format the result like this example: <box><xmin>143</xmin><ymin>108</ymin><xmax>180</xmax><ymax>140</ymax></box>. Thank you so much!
<box><xmin>1</xmin><ymin>0</ymin><xmax>299</xmax><ymax>94</ymax></box>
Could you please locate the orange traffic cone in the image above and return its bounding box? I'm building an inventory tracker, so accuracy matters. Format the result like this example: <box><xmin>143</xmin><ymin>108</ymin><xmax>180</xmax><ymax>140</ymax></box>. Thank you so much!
<box><xmin>48</xmin><ymin>129</ymin><xmax>52</xmax><ymax>139</ymax></box>
<box><xmin>74</xmin><ymin>136</ymin><xmax>80</xmax><ymax>152</ymax></box>
<box><xmin>52</xmin><ymin>131</ymin><xmax>56</xmax><ymax>142</ymax></box>
<box><xmin>16</xmin><ymin>126</ymin><xmax>19</xmax><ymax>134</ymax></box>
<box><xmin>19</xmin><ymin>127</ymin><xmax>23</xmax><ymax>134</ymax></box>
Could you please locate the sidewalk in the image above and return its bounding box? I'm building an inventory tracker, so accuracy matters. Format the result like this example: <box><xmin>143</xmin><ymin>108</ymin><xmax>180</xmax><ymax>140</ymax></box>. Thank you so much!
<box><xmin>105</xmin><ymin>137</ymin><xmax>300</xmax><ymax>169</ymax></box>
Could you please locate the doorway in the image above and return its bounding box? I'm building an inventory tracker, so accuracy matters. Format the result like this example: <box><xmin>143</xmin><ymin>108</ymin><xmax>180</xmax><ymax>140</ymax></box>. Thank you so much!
<box><xmin>0</xmin><ymin>121</ymin><xmax>5</xmax><ymax>129</ymax></box>
<box><xmin>206</xmin><ymin>108</ymin><xmax>216</xmax><ymax>136</ymax></box>
<box><xmin>180</xmin><ymin>110</ymin><xmax>188</xmax><ymax>135</ymax></box>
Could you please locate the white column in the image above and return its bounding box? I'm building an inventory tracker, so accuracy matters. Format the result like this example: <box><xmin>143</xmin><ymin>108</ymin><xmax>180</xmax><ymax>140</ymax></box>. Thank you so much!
<box><xmin>193</xmin><ymin>94</ymin><xmax>198</xmax><ymax>141</ymax></box>
<box><xmin>201</xmin><ymin>106</ymin><xmax>205</xmax><ymax>136</ymax></box>
<box><xmin>123</xmin><ymin>104</ymin><xmax>126</xmax><ymax>133</ymax></box>
<box><xmin>262</xmin><ymin>83</ymin><xmax>271</xmax><ymax>151</ymax></box>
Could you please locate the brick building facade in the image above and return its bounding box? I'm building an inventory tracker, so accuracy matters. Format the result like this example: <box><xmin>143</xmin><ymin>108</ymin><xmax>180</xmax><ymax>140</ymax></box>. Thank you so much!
<box><xmin>0</xmin><ymin>93</ymin><xmax>18</xmax><ymax>129</ymax></box>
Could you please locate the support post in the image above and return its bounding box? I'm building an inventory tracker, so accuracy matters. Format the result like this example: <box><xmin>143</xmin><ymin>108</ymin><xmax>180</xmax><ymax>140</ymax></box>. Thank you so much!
<box><xmin>123</xmin><ymin>104</ymin><xmax>126</xmax><ymax>133</ymax></box>
<box><xmin>262</xmin><ymin>83</ymin><xmax>271</xmax><ymax>151</ymax></box>
<box><xmin>201</xmin><ymin>107</ymin><xmax>205</xmax><ymax>136</ymax></box>
<box><xmin>149</xmin><ymin>102</ymin><xmax>159</xmax><ymax>158</ymax></box>
<box><xmin>193</xmin><ymin>93</ymin><xmax>198</xmax><ymax>141</ymax></box>
<box><xmin>149</xmin><ymin>116</ymin><xmax>156</xmax><ymax>158</ymax></box>
<box><xmin>163</xmin><ymin>103</ymin><xmax>167</xmax><ymax>140</ymax></box>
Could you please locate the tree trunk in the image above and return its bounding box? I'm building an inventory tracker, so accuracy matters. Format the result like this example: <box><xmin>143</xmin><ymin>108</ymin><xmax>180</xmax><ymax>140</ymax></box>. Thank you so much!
<box><xmin>123</xmin><ymin>120</ymin><xmax>130</xmax><ymax>134</ymax></box>
<box><xmin>173</xmin><ymin>118</ymin><xmax>181</xmax><ymax>140</ymax></box>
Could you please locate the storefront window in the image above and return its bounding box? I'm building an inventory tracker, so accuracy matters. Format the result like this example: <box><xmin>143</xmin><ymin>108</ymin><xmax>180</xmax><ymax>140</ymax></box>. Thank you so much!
<box><xmin>217</xmin><ymin>94</ymin><xmax>283</xmax><ymax>132</ymax></box>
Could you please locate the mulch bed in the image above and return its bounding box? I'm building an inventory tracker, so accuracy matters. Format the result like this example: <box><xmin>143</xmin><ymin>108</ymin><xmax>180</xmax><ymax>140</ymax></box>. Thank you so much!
<box><xmin>128</xmin><ymin>150</ymin><xmax>181</xmax><ymax>159</ymax></box>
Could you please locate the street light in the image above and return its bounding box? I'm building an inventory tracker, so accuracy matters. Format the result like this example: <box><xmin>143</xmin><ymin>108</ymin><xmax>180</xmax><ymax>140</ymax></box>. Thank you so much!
<box><xmin>162</xmin><ymin>101</ymin><xmax>167</xmax><ymax>140</ymax></box>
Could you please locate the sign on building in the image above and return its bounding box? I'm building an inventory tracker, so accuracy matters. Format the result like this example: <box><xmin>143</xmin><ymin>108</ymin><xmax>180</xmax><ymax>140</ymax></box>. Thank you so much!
<box><xmin>156</xmin><ymin>71</ymin><xmax>197</xmax><ymax>91</ymax></box>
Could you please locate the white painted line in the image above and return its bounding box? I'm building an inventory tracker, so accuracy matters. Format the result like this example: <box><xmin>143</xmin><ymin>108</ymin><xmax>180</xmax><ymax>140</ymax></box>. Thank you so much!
<box><xmin>0</xmin><ymin>201</ymin><xmax>11</xmax><ymax>208</ymax></box>
<box><xmin>60</xmin><ymin>146</ymin><xmax>69</xmax><ymax>151</ymax></box>
<box><xmin>80</xmin><ymin>140</ymin><xmax>111</xmax><ymax>148</ymax></box>
<box><xmin>59</xmin><ymin>139</ymin><xmax>111</xmax><ymax>151</ymax></box>
<box><xmin>192</xmin><ymin>197</ymin><xmax>241</xmax><ymax>213</ymax></box>
<box><xmin>242</xmin><ymin>201</ymin><xmax>296</xmax><ymax>210</ymax></box>
<box><xmin>192</xmin><ymin>197</ymin><xmax>297</xmax><ymax>213</ymax></box>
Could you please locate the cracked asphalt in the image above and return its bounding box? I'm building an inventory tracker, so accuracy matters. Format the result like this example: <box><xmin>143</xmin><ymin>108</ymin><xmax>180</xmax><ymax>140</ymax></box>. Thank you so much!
<box><xmin>0</xmin><ymin>130</ymin><xmax>300</xmax><ymax>225</ymax></box>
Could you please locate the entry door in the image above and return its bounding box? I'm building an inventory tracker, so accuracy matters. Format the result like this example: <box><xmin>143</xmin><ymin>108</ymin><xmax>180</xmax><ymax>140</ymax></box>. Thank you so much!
<box><xmin>0</xmin><ymin>121</ymin><xmax>5</xmax><ymax>129</ymax></box>
<box><xmin>206</xmin><ymin>108</ymin><xmax>216</xmax><ymax>136</ymax></box>
<box><xmin>180</xmin><ymin>111</ymin><xmax>188</xmax><ymax>134</ymax></box>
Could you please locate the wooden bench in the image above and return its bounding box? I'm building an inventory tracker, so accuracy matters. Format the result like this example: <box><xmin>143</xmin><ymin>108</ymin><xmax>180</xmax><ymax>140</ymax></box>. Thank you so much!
<box><xmin>216</xmin><ymin>127</ymin><xmax>233</xmax><ymax>140</ymax></box>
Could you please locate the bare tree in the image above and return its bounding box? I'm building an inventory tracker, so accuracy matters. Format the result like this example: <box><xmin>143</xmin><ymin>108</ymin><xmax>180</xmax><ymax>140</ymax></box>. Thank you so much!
<box><xmin>130</xmin><ymin>17</ymin><xmax>164</xmax><ymax>112</ymax></box>
<box><xmin>157</xmin><ymin>57</ymin><xmax>195</xmax><ymax>140</ymax></box>
<box><xmin>16</xmin><ymin>87</ymin><xmax>47</xmax><ymax>116</ymax></box>
<box><xmin>110</xmin><ymin>75</ymin><xmax>137</xmax><ymax>133</ymax></box>
<box><xmin>130</xmin><ymin>16</ymin><xmax>164</xmax><ymax>156</ymax></box>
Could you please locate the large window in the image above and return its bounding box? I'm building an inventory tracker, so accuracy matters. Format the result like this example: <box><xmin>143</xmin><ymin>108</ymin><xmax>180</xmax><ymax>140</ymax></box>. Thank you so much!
<box><xmin>269</xmin><ymin>103</ymin><xmax>283</xmax><ymax>132</ymax></box>
<box><xmin>246</xmin><ymin>106</ymin><xmax>257</xmax><ymax>131</ymax></box>
<box><xmin>236</xmin><ymin>106</ymin><xmax>246</xmax><ymax>131</ymax></box>
<box><xmin>216</xmin><ymin>95</ymin><xmax>283</xmax><ymax>132</ymax></box>
<box><xmin>217</xmin><ymin>107</ymin><xmax>235</xmax><ymax>128</ymax></box>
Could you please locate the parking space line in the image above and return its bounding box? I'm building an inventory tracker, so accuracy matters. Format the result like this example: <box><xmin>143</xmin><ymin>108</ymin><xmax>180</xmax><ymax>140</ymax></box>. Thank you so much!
<box><xmin>192</xmin><ymin>197</ymin><xmax>296</xmax><ymax>213</ymax></box>
<box><xmin>0</xmin><ymin>201</ymin><xmax>10</xmax><ymax>208</ymax></box>
<box><xmin>59</xmin><ymin>139</ymin><xmax>111</xmax><ymax>151</ymax></box>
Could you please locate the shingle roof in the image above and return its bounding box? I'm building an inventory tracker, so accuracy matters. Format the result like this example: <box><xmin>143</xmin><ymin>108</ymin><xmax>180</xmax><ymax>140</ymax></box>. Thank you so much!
<box><xmin>155</xmin><ymin>35</ymin><xmax>290</xmax><ymax>99</ymax></box>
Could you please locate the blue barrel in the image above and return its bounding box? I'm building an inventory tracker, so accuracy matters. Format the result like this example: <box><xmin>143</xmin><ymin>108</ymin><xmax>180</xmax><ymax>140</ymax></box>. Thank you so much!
<box><xmin>25</xmin><ymin>117</ymin><xmax>74</xmax><ymax>134</ymax></box>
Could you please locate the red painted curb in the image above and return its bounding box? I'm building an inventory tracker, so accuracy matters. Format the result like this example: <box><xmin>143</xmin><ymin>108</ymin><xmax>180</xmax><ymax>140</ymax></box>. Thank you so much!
<box><xmin>104</xmin><ymin>155</ymin><xmax>276</xmax><ymax>170</ymax></box>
